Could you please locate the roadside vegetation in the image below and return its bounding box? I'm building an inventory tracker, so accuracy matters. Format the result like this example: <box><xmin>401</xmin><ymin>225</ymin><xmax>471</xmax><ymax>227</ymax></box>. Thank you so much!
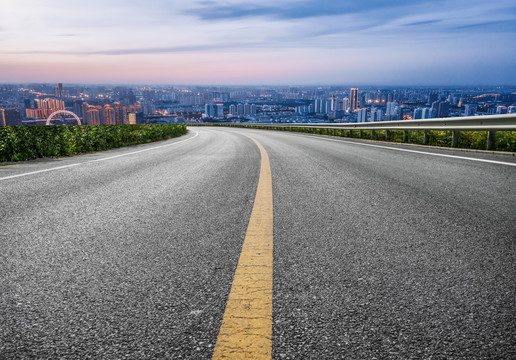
<box><xmin>0</xmin><ymin>124</ymin><xmax>187</xmax><ymax>162</ymax></box>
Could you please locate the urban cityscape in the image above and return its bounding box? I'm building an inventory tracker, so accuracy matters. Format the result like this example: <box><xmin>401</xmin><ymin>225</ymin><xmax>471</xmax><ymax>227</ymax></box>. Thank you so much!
<box><xmin>1</xmin><ymin>83</ymin><xmax>515</xmax><ymax>127</ymax></box>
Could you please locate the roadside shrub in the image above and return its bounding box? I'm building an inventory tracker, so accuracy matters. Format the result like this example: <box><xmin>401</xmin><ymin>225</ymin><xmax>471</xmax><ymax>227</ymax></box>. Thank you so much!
<box><xmin>0</xmin><ymin>123</ymin><xmax>187</xmax><ymax>162</ymax></box>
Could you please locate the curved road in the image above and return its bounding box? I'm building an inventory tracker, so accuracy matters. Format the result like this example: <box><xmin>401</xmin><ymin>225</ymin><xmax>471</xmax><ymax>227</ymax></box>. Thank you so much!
<box><xmin>1</xmin><ymin>127</ymin><xmax>515</xmax><ymax>359</ymax></box>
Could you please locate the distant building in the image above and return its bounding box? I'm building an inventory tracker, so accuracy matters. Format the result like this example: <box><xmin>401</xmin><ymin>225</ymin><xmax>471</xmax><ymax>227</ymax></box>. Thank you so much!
<box><xmin>87</xmin><ymin>108</ymin><xmax>101</xmax><ymax>125</ymax></box>
<box><xmin>204</xmin><ymin>103</ymin><xmax>224</xmax><ymax>118</ymax></box>
<box><xmin>102</xmin><ymin>104</ymin><xmax>116</xmax><ymax>125</ymax></box>
<box><xmin>342</xmin><ymin>98</ymin><xmax>349</xmax><ymax>111</ymax></box>
<box><xmin>142</xmin><ymin>101</ymin><xmax>156</xmax><ymax>115</ymax></box>
<box><xmin>357</xmin><ymin>108</ymin><xmax>368</xmax><ymax>123</ymax></box>
<box><xmin>428</xmin><ymin>93</ymin><xmax>438</xmax><ymax>105</ymax></box>
<box><xmin>386</xmin><ymin>101</ymin><xmax>399</xmax><ymax>119</ymax></box>
<box><xmin>72</xmin><ymin>100</ymin><xmax>83</xmax><ymax>118</ymax></box>
<box><xmin>24</xmin><ymin>99</ymin><xmax>32</xmax><ymax>110</ymax></box>
<box><xmin>370</xmin><ymin>109</ymin><xmax>382</xmax><ymax>122</ymax></box>
<box><xmin>26</xmin><ymin>98</ymin><xmax>65</xmax><ymax>119</ymax></box>
<box><xmin>0</xmin><ymin>109</ymin><xmax>5</xmax><ymax>126</ymax></box>
<box><xmin>4</xmin><ymin>109</ymin><xmax>22</xmax><ymax>126</ymax></box>
<box><xmin>216</xmin><ymin>104</ymin><xmax>224</xmax><ymax>117</ymax></box>
<box><xmin>422</xmin><ymin>107</ymin><xmax>436</xmax><ymax>119</ymax></box>
<box><xmin>496</xmin><ymin>106</ymin><xmax>507</xmax><ymax>114</ymax></box>
<box><xmin>437</xmin><ymin>101</ymin><xmax>450</xmax><ymax>117</ymax></box>
<box><xmin>128</xmin><ymin>113</ymin><xmax>137</xmax><ymax>125</ymax></box>
<box><xmin>55</xmin><ymin>83</ymin><xmax>63</xmax><ymax>98</ymax></box>
<box><xmin>350</xmin><ymin>88</ymin><xmax>358</xmax><ymax>111</ymax></box>
<box><xmin>314</xmin><ymin>99</ymin><xmax>325</xmax><ymax>114</ymax></box>
<box><xmin>413</xmin><ymin>108</ymin><xmax>423</xmax><ymax>119</ymax></box>
<box><xmin>236</xmin><ymin>103</ymin><xmax>244</xmax><ymax>116</ymax></box>
<box><xmin>464</xmin><ymin>104</ymin><xmax>475</xmax><ymax>116</ymax></box>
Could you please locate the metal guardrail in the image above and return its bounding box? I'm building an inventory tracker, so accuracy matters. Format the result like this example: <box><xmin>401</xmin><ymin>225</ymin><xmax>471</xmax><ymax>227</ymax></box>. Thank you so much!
<box><xmin>268</xmin><ymin>114</ymin><xmax>516</xmax><ymax>131</ymax></box>
<box><xmin>223</xmin><ymin>114</ymin><xmax>516</xmax><ymax>150</ymax></box>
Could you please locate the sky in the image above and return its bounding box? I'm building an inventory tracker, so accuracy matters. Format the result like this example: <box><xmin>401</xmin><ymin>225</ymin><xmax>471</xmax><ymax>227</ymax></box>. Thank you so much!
<box><xmin>0</xmin><ymin>0</ymin><xmax>515</xmax><ymax>86</ymax></box>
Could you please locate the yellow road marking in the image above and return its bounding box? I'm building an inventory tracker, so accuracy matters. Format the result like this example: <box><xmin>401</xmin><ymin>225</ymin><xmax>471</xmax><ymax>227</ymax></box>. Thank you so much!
<box><xmin>213</xmin><ymin>137</ymin><xmax>273</xmax><ymax>359</ymax></box>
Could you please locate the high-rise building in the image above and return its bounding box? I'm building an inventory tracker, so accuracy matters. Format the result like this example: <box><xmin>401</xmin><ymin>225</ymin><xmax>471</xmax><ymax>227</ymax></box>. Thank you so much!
<box><xmin>204</xmin><ymin>103</ymin><xmax>224</xmax><ymax>118</ymax></box>
<box><xmin>350</xmin><ymin>88</ymin><xmax>358</xmax><ymax>111</ymax></box>
<box><xmin>26</xmin><ymin>98</ymin><xmax>65</xmax><ymax>118</ymax></box>
<box><xmin>128</xmin><ymin>113</ymin><xmax>137</xmax><ymax>125</ymax></box>
<box><xmin>313</xmin><ymin>99</ymin><xmax>328</xmax><ymax>114</ymax></box>
<box><xmin>422</xmin><ymin>107</ymin><xmax>436</xmax><ymax>119</ymax></box>
<box><xmin>229</xmin><ymin>104</ymin><xmax>237</xmax><ymax>116</ymax></box>
<box><xmin>72</xmin><ymin>100</ymin><xmax>83</xmax><ymax>118</ymax></box>
<box><xmin>236</xmin><ymin>103</ymin><xmax>244</xmax><ymax>116</ymax></box>
<box><xmin>437</xmin><ymin>102</ymin><xmax>450</xmax><ymax>117</ymax></box>
<box><xmin>413</xmin><ymin>108</ymin><xmax>423</xmax><ymax>119</ymax></box>
<box><xmin>204</xmin><ymin>103</ymin><xmax>215</xmax><ymax>118</ymax></box>
<box><xmin>142</xmin><ymin>101</ymin><xmax>156</xmax><ymax>115</ymax></box>
<box><xmin>357</xmin><ymin>108</ymin><xmax>368</xmax><ymax>123</ymax></box>
<box><xmin>113</xmin><ymin>102</ymin><xmax>124</xmax><ymax>124</ymax></box>
<box><xmin>370</xmin><ymin>109</ymin><xmax>382</xmax><ymax>122</ymax></box>
<box><xmin>386</xmin><ymin>101</ymin><xmax>399</xmax><ymax>119</ymax></box>
<box><xmin>428</xmin><ymin>93</ymin><xmax>438</xmax><ymax>105</ymax></box>
<box><xmin>464</xmin><ymin>104</ymin><xmax>474</xmax><ymax>116</ymax></box>
<box><xmin>0</xmin><ymin>109</ymin><xmax>5</xmax><ymax>126</ymax></box>
<box><xmin>56</xmin><ymin>83</ymin><xmax>63</xmax><ymax>98</ymax></box>
<box><xmin>4</xmin><ymin>109</ymin><xmax>22</xmax><ymax>126</ymax></box>
<box><xmin>314</xmin><ymin>99</ymin><xmax>321</xmax><ymax>113</ymax></box>
<box><xmin>102</xmin><ymin>104</ymin><xmax>116</xmax><ymax>125</ymax></box>
<box><xmin>87</xmin><ymin>109</ymin><xmax>101</xmax><ymax>125</ymax></box>
<box><xmin>244</xmin><ymin>103</ymin><xmax>251</xmax><ymax>115</ymax></box>
<box><xmin>342</xmin><ymin>98</ymin><xmax>349</xmax><ymax>111</ymax></box>
<box><xmin>496</xmin><ymin>106</ymin><xmax>508</xmax><ymax>114</ymax></box>
<box><xmin>216</xmin><ymin>104</ymin><xmax>224</xmax><ymax>118</ymax></box>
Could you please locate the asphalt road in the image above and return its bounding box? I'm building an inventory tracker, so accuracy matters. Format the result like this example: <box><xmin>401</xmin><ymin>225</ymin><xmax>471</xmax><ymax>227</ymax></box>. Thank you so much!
<box><xmin>1</xmin><ymin>127</ymin><xmax>515</xmax><ymax>359</ymax></box>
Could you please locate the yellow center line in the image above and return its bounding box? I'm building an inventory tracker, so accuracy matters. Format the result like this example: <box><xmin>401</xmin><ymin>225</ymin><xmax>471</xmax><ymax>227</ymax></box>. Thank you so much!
<box><xmin>213</xmin><ymin>136</ymin><xmax>273</xmax><ymax>359</ymax></box>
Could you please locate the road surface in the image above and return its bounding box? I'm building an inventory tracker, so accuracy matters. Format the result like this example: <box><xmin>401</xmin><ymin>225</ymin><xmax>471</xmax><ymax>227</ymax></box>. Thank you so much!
<box><xmin>1</xmin><ymin>127</ymin><xmax>515</xmax><ymax>359</ymax></box>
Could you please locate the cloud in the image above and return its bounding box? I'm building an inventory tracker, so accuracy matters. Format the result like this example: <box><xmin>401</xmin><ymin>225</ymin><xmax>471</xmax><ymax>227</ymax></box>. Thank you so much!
<box><xmin>405</xmin><ymin>20</ymin><xmax>442</xmax><ymax>27</ymax></box>
<box><xmin>185</xmin><ymin>0</ymin><xmax>426</xmax><ymax>21</ymax></box>
<box><xmin>453</xmin><ymin>20</ymin><xmax>516</xmax><ymax>32</ymax></box>
<box><xmin>5</xmin><ymin>42</ymin><xmax>265</xmax><ymax>56</ymax></box>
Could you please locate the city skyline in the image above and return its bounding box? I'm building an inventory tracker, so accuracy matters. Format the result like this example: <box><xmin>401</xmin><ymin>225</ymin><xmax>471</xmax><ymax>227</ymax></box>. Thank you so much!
<box><xmin>1</xmin><ymin>0</ymin><xmax>515</xmax><ymax>85</ymax></box>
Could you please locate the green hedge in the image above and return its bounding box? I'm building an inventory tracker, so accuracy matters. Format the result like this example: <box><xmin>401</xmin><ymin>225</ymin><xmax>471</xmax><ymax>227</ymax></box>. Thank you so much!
<box><xmin>0</xmin><ymin>124</ymin><xmax>187</xmax><ymax>162</ymax></box>
<box><xmin>190</xmin><ymin>123</ymin><xmax>516</xmax><ymax>152</ymax></box>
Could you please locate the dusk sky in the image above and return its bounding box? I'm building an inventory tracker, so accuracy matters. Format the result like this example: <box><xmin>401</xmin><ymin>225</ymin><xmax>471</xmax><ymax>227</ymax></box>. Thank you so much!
<box><xmin>1</xmin><ymin>0</ymin><xmax>515</xmax><ymax>85</ymax></box>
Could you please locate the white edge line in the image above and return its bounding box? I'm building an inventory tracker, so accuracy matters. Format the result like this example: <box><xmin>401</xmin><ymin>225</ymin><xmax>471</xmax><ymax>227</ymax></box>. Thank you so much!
<box><xmin>269</xmin><ymin>130</ymin><xmax>516</xmax><ymax>167</ymax></box>
<box><xmin>0</xmin><ymin>130</ymin><xmax>199</xmax><ymax>182</ymax></box>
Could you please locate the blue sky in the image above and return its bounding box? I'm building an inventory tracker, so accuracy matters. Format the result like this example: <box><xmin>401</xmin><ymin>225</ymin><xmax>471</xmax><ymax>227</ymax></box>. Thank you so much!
<box><xmin>0</xmin><ymin>0</ymin><xmax>515</xmax><ymax>85</ymax></box>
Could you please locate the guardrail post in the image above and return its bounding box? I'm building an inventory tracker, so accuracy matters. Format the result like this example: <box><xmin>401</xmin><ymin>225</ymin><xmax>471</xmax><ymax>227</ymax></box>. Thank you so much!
<box><xmin>451</xmin><ymin>130</ymin><xmax>459</xmax><ymax>147</ymax></box>
<box><xmin>487</xmin><ymin>131</ymin><xmax>496</xmax><ymax>150</ymax></box>
<box><xmin>371</xmin><ymin>130</ymin><xmax>375</xmax><ymax>139</ymax></box>
<box><xmin>424</xmin><ymin>130</ymin><xmax>429</xmax><ymax>145</ymax></box>
<box><xmin>403</xmin><ymin>130</ymin><xmax>409</xmax><ymax>142</ymax></box>
<box><xmin>385</xmin><ymin>130</ymin><xmax>391</xmax><ymax>141</ymax></box>
<box><xmin>359</xmin><ymin>130</ymin><xmax>363</xmax><ymax>138</ymax></box>
<box><xmin>333</xmin><ymin>129</ymin><xmax>336</xmax><ymax>136</ymax></box>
